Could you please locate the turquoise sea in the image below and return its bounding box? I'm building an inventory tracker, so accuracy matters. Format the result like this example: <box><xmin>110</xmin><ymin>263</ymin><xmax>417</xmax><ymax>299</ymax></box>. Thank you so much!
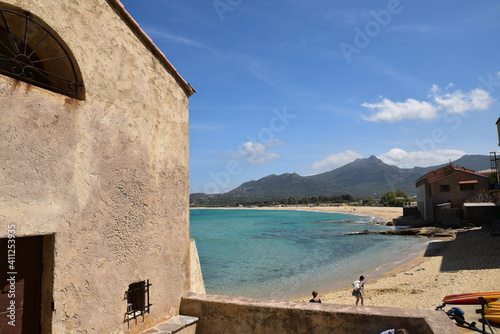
<box><xmin>190</xmin><ymin>209</ymin><xmax>428</xmax><ymax>299</ymax></box>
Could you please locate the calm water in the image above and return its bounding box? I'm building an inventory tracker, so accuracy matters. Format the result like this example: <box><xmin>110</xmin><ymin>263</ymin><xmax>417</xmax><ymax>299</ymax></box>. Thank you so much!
<box><xmin>190</xmin><ymin>209</ymin><xmax>427</xmax><ymax>299</ymax></box>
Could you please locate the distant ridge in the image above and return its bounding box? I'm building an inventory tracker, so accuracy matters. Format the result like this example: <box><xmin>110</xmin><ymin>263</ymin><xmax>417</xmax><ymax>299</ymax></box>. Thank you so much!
<box><xmin>190</xmin><ymin>154</ymin><xmax>491</xmax><ymax>206</ymax></box>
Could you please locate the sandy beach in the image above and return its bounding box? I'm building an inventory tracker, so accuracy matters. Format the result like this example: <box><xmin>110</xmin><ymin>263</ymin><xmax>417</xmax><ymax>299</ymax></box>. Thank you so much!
<box><xmin>313</xmin><ymin>229</ymin><xmax>500</xmax><ymax>308</ymax></box>
<box><xmin>269</xmin><ymin>206</ymin><xmax>500</xmax><ymax>330</ymax></box>
<box><xmin>207</xmin><ymin>205</ymin><xmax>404</xmax><ymax>222</ymax></box>
<box><xmin>194</xmin><ymin>205</ymin><xmax>500</xmax><ymax>328</ymax></box>
<box><xmin>260</xmin><ymin>205</ymin><xmax>404</xmax><ymax>222</ymax></box>
<box><xmin>234</xmin><ymin>206</ymin><xmax>500</xmax><ymax>327</ymax></box>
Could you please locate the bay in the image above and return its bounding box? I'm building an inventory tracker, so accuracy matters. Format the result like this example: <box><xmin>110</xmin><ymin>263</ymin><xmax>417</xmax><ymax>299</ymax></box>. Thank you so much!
<box><xmin>190</xmin><ymin>208</ymin><xmax>427</xmax><ymax>299</ymax></box>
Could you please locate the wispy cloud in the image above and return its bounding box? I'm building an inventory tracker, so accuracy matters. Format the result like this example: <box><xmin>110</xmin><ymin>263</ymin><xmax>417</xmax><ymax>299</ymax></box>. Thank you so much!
<box><xmin>145</xmin><ymin>25</ymin><xmax>302</xmax><ymax>97</ymax></box>
<box><xmin>386</xmin><ymin>24</ymin><xmax>436</xmax><ymax>34</ymax></box>
<box><xmin>358</xmin><ymin>56</ymin><xmax>424</xmax><ymax>89</ymax></box>
<box><xmin>143</xmin><ymin>26</ymin><xmax>212</xmax><ymax>50</ymax></box>
<box><xmin>190</xmin><ymin>123</ymin><xmax>219</xmax><ymax>131</ymax></box>
<box><xmin>378</xmin><ymin>148</ymin><xmax>466</xmax><ymax>168</ymax></box>
<box><xmin>362</xmin><ymin>85</ymin><xmax>494</xmax><ymax>122</ymax></box>
<box><xmin>310</xmin><ymin>150</ymin><xmax>364</xmax><ymax>173</ymax></box>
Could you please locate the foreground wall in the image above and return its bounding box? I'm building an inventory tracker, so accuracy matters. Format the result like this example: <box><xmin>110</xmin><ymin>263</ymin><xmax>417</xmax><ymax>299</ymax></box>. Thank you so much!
<box><xmin>0</xmin><ymin>0</ymin><xmax>192</xmax><ymax>333</ymax></box>
<box><xmin>180</xmin><ymin>294</ymin><xmax>462</xmax><ymax>334</ymax></box>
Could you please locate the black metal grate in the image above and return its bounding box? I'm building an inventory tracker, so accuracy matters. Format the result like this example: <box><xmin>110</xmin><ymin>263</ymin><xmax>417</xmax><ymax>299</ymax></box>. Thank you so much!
<box><xmin>0</xmin><ymin>7</ymin><xmax>83</xmax><ymax>99</ymax></box>
<box><xmin>490</xmin><ymin>152</ymin><xmax>497</xmax><ymax>171</ymax></box>
<box><xmin>126</xmin><ymin>280</ymin><xmax>152</xmax><ymax>319</ymax></box>
<box><xmin>491</xmin><ymin>152</ymin><xmax>499</xmax><ymax>185</ymax></box>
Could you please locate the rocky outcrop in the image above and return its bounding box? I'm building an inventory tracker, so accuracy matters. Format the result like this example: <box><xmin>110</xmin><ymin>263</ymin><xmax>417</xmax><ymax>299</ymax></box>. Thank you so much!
<box><xmin>347</xmin><ymin>226</ymin><xmax>463</xmax><ymax>238</ymax></box>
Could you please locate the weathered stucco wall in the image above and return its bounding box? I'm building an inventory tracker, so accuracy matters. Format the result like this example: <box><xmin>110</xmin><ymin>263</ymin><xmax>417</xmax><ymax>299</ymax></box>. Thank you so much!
<box><xmin>429</xmin><ymin>173</ymin><xmax>488</xmax><ymax>211</ymax></box>
<box><xmin>180</xmin><ymin>294</ymin><xmax>462</xmax><ymax>334</ymax></box>
<box><xmin>0</xmin><ymin>0</ymin><xmax>192</xmax><ymax>333</ymax></box>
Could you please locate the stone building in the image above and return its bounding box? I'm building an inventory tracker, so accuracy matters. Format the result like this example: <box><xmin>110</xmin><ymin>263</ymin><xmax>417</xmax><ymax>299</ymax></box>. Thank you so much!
<box><xmin>0</xmin><ymin>0</ymin><xmax>197</xmax><ymax>333</ymax></box>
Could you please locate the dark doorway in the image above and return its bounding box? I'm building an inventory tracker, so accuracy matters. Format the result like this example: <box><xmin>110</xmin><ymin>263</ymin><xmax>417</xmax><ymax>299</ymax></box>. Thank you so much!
<box><xmin>0</xmin><ymin>236</ymin><xmax>43</xmax><ymax>334</ymax></box>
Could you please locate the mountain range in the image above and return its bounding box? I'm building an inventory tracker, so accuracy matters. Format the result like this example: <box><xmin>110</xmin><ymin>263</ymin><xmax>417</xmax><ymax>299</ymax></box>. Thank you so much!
<box><xmin>190</xmin><ymin>154</ymin><xmax>491</xmax><ymax>206</ymax></box>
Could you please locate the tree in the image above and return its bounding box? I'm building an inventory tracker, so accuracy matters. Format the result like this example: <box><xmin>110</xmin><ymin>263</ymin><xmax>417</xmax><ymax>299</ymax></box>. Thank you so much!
<box><xmin>368</xmin><ymin>195</ymin><xmax>375</xmax><ymax>205</ymax></box>
<box><xmin>380</xmin><ymin>190</ymin><xmax>408</xmax><ymax>207</ymax></box>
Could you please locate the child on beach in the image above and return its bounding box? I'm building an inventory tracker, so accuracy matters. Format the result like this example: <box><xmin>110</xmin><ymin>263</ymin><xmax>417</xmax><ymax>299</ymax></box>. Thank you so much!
<box><xmin>309</xmin><ymin>290</ymin><xmax>321</xmax><ymax>303</ymax></box>
<box><xmin>352</xmin><ymin>275</ymin><xmax>364</xmax><ymax>306</ymax></box>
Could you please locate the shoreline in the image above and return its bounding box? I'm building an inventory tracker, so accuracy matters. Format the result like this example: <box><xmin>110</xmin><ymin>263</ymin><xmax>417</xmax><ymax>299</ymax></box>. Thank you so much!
<box><xmin>303</xmin><ymin>228</ymin><xmax>500</xmax><ymax>321</ymax></box>
<box><xmin>192</xmin><ymin>206</ymin><xmax>421</xmax><ymax>299</ymax></box>
<box><xmin>191</xmin><ymin>205</ymin><xmax>403</xmax><ymax>222</ymax></box>
<box><xmin>286</xmin><ymin>238</ymin><xmax>433</xmax><ymax>301</ymax></box>
<box><xmin>190</xmin><ymin>206</ymin><xmax>500</xmax><ymax>327</ymax></box>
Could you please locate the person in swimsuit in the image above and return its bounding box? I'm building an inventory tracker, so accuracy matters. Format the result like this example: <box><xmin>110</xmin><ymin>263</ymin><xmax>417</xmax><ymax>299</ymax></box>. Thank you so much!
<box><xmin>309</xmin><ymin>290</ymin><xmax>321</xmax><ymax>303</ymax></box>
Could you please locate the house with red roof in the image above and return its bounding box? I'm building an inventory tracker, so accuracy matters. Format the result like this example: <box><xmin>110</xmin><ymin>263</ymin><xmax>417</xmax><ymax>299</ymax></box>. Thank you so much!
<box><xmin>415</xmin><ymin>163</ymin><xmax>489</xmax><ymax>225</ymax></box>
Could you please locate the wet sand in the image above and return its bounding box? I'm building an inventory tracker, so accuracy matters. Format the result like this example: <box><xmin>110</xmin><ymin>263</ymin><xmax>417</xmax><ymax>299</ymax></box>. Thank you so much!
<box><xmin>296</xmin><ymin>228</ymin><xmax>500</xmax><ymax>329</ymax></box>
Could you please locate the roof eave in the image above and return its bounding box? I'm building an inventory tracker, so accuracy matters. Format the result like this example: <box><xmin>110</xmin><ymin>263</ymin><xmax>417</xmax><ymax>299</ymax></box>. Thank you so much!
<box><xmin>107</xmin><ymin>0</ymin><xmax>196</xmax><ymax>98</ymax></box>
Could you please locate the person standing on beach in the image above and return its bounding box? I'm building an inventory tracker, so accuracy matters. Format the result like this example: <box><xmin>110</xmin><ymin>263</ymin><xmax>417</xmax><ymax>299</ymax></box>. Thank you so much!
<box><xmin>352</xmin><ymin>275</ymin><xmax>365</xmax><ymax>306</ymax></box>
<box><xmin>309</xmin><ymin>290</ymin><xmax>322</xmax><ymax>303</ymax></box>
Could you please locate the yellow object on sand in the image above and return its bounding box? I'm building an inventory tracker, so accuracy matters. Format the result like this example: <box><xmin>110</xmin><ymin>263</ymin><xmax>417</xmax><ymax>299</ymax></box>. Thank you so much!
<box><xmin>485</xmin><ymin>314</ymin><xmax>500</xmax><ymax>324</ymax></box>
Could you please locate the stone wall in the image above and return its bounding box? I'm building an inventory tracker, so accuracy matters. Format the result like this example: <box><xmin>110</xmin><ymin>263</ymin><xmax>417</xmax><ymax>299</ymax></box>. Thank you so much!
<box><xmin>0</xmin><ymin>0</ymin><xmax>192</xmax><ymax>333</ymax></box>
<box><xmin>434</xmin><ymin>208</ymin><xmax>461</xmax><ymax>227</ymax></box>
<box><xmin>463</xmin><ymin>203</ymin><xmax>500</xmax><ymax>226</ymax></box>
<box><xmin>180</xmin><ymin>294</ymin><xmax>462</xmax><ymax>334</ymax></box>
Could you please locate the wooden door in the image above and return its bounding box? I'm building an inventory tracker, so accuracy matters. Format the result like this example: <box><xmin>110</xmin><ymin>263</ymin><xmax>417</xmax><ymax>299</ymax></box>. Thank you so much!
<box><xmin>0</xmin><ymin>236</ymin><xmax>43</xmax><ymax>334</ymax></box>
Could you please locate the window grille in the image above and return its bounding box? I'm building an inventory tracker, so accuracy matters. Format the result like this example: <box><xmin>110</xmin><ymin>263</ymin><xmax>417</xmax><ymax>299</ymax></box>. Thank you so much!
<box><xmin>440</xmin><ymin>185</ymin><xmax>450</xmax><ymax>192</ymax></box>
<box><xmin>460</xmin><ymin>184</ymin><xmax>474</xmax><ymax>191</ymax></box>
<box><xmin>0</xmin><ymin>7</ymin><xmax>84</xmax><ymax>99</ymax></box>
<box><xmin>126</xmin><ymin>280</ymin><xmax>152</xmax><ymax>319</ymax></box>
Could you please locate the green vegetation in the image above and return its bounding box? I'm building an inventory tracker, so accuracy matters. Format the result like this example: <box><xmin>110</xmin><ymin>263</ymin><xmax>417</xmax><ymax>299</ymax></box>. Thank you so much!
<box><xmin>488</xmin><ymin>172</ymin><xmax>497</xmax><ymax>186</ymax></box>
<box><xmin>190</xmin><ymin>193</ymin><xmax>374</xmax><ymax>207</ymax></box>
<box><xmin>234</xmin><ymin>194</ymin><xmax>355</xmax><ymax>207</ymax></box>
<box><xmin>379</xmin><ymin>190</ymin><xmax>409</xmax><ymax>207</ymax></box>
<box><xmin>190</xmin><ymin>155</ymin><xmax>489</xmax><ymax>207</ymax></box>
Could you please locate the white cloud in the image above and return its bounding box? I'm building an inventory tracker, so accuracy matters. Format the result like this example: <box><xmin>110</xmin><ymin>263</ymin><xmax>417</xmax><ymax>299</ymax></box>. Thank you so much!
<box><xmin>362</xmin><ymin>98</ymin><xmax>438</xmax><ymax>122</ymax></box>
<box><xmin>378</xmin><ymin>148</ymin><xmax>466</xmax><ymax>168</ymax></box>
<box><xmin>362</xmin><ymin>85</ymin><xmax>494</xmax><ymax>122</ymax></box>
<box><xmin>234</xmin><ymin>141</ymin><xmax>280</xmax><ymax>165</ymax></box>
<box><xmin>311</xmin><ymin>150</ymin><xmax>364</xmax><ymax>172</ymax></box>
<box><xmin>144</xmin><ymin>26</ymin><xmax>209</xmax><ymax>49</ymax></box>
<box><xmin>433</xmin><ymin>88</ymin><xmax>494</xmax><ymax>114</ymax></box>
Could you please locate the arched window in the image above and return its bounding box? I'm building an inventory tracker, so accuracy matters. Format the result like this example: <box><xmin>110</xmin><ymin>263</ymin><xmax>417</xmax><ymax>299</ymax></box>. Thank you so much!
<box><xmin>0</xmin><ymin>5</ymin><xmax>84</xmax><ymax>99</ymax></box>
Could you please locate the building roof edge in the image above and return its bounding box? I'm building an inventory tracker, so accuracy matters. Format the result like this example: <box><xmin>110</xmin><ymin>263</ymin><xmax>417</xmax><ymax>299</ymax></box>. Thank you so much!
<box><xmin>107</xmin><ymin>0</ymin><xmax>196</xmax><ymax>98</ymax></box>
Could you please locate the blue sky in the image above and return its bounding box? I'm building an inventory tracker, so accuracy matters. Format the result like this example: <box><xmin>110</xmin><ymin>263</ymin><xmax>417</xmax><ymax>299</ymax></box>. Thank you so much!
<box><xmin>120</xmin><ymin>0</ymin><xmax>500</xmax><ymax>194</ymax></box>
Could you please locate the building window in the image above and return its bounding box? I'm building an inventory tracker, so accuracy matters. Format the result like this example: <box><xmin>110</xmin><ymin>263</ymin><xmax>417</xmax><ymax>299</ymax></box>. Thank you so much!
<box><xmin>460</xmin><ymin>184</ymin><xmax>474</xmax><ymax>191</ymax></box>
<box><xmin>0</xmin><ymin>6</ymin><xmax>84</xmax><ymax>99</ymax></box>
<box><xmin>440</xmin><ymin>185</ymin><xmax>450</xmax><ymax>192</ymax></box>
<box><xmin>126</xmin><ymin>280</ymin><xmax>152</xmax><ymax>319</ymax></box>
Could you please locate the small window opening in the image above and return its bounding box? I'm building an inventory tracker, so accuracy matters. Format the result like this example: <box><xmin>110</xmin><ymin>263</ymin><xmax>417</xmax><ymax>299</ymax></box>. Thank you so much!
<box><xmin>440</xmin><ymin>185</ymin><xmax>450</xmax><ymax>192</ymax></box>
<box><xmin>126</xmin><ymin>280</ymin><xmax>152</xmax><ymax>319</ymax></box>
<box><xmin>460</xmin><ymin>184</ymin><xmax>474</xmax><ymax>191</ymax></box>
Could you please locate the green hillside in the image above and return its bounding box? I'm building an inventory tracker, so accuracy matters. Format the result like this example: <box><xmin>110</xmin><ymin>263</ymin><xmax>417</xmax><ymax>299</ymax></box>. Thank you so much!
<box><xmin>190</xmin><ymin>154</ymin><xmax>491</xmax><ymax>206</ymax></box>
